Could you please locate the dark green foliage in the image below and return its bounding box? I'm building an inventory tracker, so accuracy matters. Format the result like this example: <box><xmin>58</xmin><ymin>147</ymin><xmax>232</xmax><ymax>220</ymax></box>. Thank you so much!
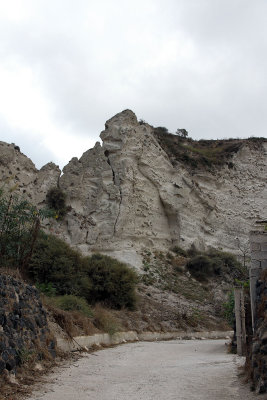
<box><xmin>28</xmin><ymin>233</ymin><xmax>138</xmax><ymax>310</ymax></box>
<box><xmin>153</xmin><ymin>129</ymin><xmax>245</xmax><ymax>169</ymax></box>
<box><xmin>48</xmin><ymin>295</ymin><xmax>93</xmax><ymax>317</ymax></box>
<box><xmin>46</xmin><ymin>187</ymin><xmax>67</xmax><ymax>219</ymax></box>
<box><xmin>0</xmin><ymin>189</ymin><xmax>52</xmax><ymax>271</ymax></box>
<box><xmin>186</xmin><ymin>249</ymin><xmax>246</xmax><ymax>282</ymax></box>
<box><xmin>82</xmin><ymin>254</ymin><xmax>138</xmax><ymax>310</ymax></box>
<box><xmin>36</xmin><ymin>282</ymin><xmax>57</xmax><ymax>297</ymax></box>
<box><xmin>154</xmin><ymin>126</ymin><xmax>169</xmax><ymax>135</ymax></box>
<box><xmin>223</xmin><ymin>290</ymin><xmax>235</xmax><ymax>327</ymax></box>
<box><xmin>176</xmin><ymin>129</ymin><xmax>188</xmax><ymax>138</ymax></box>
<box><xmin>248</xmin><ymin>136</ymin><xmax>266</xmax><ymax>142</ymax></box>
<box><xmin>28</xmin><ymin>231</ymin><xmax>88</xmax><ymax>296</ymax></box>
<box><xmin>206</xmin><ymin>249</ymin><xmax>247</xmax><ymax>279</ymax></box>
<box><xmin>171</xmin><ymin>246</ymin><xmax>188</xmax><ymax>257</ymax></box>
<box><xmin>186</xmin><ymin>255</ymin><xmax>213</xmax><ymax>281</ymax></box>
<box><xmin>138</xmin><ymin>119</ymin><xmax>147</xmax><ymax>125</ymax></box>
<box><xmin>186</xmin><ymin>244</ymin><xmax>200</xmax><ymax>257</ymax></box>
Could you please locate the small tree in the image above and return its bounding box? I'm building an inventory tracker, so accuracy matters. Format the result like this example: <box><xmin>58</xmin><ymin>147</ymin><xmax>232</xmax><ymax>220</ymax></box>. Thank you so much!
<box><xmin>176</xmin><ymin>128</ymin><xmax>188</xmax><ymax>138</ymax></box>
<box><xmin>0</xmin><ymin>189</ymin><xmax>51</xmax><ymax>272</ymax></box>
<box><xmin>46</xmin><ymin>187</ymin><xmax>67</xmax><ymax>219</ymax></box>
<box><xmin>154</xmin><ymin>126</ymin><xmax>169</xmax><ymax>135</ymax></box>
<box><xmin>235</xmin><ymin>238</ymin><xmax>250</xmax><ymax>269</ymax></box>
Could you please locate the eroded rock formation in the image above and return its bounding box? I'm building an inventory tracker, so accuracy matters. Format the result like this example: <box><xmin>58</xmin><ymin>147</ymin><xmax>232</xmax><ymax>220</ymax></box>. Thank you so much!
<box><xmin>0</xmin><ymin>110</ymin><xmax>266</xmax><ymax>268</ymax></box>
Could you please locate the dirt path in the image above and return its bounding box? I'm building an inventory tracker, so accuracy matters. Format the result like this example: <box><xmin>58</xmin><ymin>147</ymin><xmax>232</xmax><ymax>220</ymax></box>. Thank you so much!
<box><xmin>28</xmin><ymin>339</ymin><xmax>257</xmax><ymax>400</ymax></box>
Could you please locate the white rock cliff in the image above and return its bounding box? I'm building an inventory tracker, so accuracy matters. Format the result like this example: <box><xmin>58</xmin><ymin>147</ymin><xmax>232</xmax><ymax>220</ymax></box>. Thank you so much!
<box><xmin>0</xmin><ymin>110</ymin><xmax>266</xmax><ymax>268</ymax></box>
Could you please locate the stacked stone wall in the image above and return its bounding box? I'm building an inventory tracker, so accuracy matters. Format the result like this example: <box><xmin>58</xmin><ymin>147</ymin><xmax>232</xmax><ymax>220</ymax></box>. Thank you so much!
<box><xmin>249</xmin><ymin>272</ymin><xmax>267</xmax><ymax>393</ymax></box>
<box><xmin>247</xmin><ymin>228</ymin><xmax>267</xmax><ymax>393</ymax></box>
<box><xmin>250</xmin><ymin>230</ymin><xmax>267</xmax><ymax>327</ymax></box>
<box><xmin>0</xmin><ymin>274</ymin><xmax>55</xmax><ymax>376</ymax></box>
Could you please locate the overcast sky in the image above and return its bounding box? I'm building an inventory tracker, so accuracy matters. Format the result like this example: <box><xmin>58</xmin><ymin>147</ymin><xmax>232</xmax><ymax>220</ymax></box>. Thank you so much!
<box><xmin>0</xmin><ymin>0</ymin><xmax>266</xmax><ymax>169</ymax></box>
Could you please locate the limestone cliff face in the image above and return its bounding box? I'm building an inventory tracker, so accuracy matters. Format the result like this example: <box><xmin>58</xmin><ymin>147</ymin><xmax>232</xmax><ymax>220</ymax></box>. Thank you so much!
<box><xmin>0</xmin><ymin>141</ymin><xmax>60</xmax><ymax>205</ymax></box>
<box><xmin>0</xmin><ymin>111</ymin><xmax>266</xmax><ymax>268</ymax></box>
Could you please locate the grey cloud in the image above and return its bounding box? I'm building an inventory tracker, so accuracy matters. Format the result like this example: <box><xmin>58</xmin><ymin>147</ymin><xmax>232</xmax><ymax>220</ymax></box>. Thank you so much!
<box><xmin>0</xmin><ymin>0</ymin><xmax>266</xmax><ymax>169</ymax></box>
<box><xmin>0</xmin><ymin>117</ymin><xmax>57</xmax><ymax>169</ymax></box>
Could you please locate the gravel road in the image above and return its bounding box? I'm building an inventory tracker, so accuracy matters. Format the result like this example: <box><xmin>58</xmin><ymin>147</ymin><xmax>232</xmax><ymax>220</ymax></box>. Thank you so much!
<box><xmin>28</xmin><ymin>339</ymin><xmax>257</xmax><ymax>400</ymax></box>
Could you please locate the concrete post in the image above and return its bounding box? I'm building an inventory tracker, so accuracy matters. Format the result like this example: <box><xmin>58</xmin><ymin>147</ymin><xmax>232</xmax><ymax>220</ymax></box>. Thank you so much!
<box><xmin>234</xmin><ymin>288</ymin><xmax>246</xmax><ymax>356</ymax></box>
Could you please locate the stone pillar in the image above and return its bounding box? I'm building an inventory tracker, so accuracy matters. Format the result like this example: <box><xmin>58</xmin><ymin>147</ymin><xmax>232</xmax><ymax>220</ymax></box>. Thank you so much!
<box><xmin>249</xmin><ymin>221</ymin><xmax>267</xmax><ymax>330</ymax></box>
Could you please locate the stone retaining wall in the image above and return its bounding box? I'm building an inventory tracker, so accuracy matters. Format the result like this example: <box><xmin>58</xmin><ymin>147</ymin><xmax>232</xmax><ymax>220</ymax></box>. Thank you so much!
<box><xmin>56</xmin><ymin>330</ymin><xmax>233</xmax><ymax>352</ymax></box>
<box><xmin>247</xmin><ymin>227</ymin><xmax>267</xmax><ymax>393</ymax></box>
<box><xmin>248</xmin><ymin>273</ymin><xmax>267</xmax><ymax>393</ymax></box>
<box><xmin>0</xmin><ymin>274</ymin><xmax>55</xmax><ymax>376</ymax></box>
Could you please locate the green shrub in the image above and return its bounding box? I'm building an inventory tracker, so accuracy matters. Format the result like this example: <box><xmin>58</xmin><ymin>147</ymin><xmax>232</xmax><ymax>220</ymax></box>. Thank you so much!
<box><xmin>36</xmin><ymin>282</ymin><xmax>56</xmax><ymax>297</ymax></box>
<box><xmin>28</xmin><ymin>231</ymin><xmax>89</xmax><ymax>296</ymax></box>
<box><xmin>82</xmin><ymin>254</ymin><xmax>138</xmax><ymax>310</ymax></box>
<box><xmin>154</xmin><ymin>126</ymin><xmax>169</xmax><ymax>135</ymax></box>
<box><xmin>223</xmin><ymin>290</ymin><xmax>235</xmax><ymax>327</ymax></box>
<box><xmin>46</xmin><ymin>187</ymin><xmax>67</xmax><ymax>219</ymax></box>
<box><xmin>28</xmin><ymin>233</ymin><xmax>137</xmax><ymax>310</ymax></box>
<box><xmin>176</xmin><ymin>128</ymin><xmax>188</xmax><ymax>138</ymax></box>
<box><xmin>186</xmin><ymin>249</ymin><xmax>246</xmax><ymax>282</ymax></box>
<box><xmin>186</xmin><ymin>255</ymin><xmax>213</xmax><ymax>281</ymax></box>
<box><xmin>48</xmin><ymin>295</ymin><xmax>93</xmax><ymax>317</ymax></box>
<box><xmin>171</xmin><ymin>246</ymin><xmax>188</xmax><ymax>257</ymax></box>
<box><xmin>153</xmin><ymin>128</ymin><xmax>244</xmax><ymax>170</ymax></box>
<box><xmin>206</xmin><ymin>249</ymin><xmax>246</xmax><ymax>279</ymax></box>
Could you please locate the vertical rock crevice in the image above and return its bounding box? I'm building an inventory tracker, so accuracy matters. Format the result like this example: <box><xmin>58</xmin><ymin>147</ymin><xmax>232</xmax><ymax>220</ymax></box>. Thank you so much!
<box><xmin>103</xmin><ymin>149</ymin><xmax>123</xmax><ymax>236</ymax></box>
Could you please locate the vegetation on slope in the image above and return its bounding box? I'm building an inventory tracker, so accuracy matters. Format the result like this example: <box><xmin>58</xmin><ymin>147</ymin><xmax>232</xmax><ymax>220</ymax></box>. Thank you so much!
<box><xmin>46</xmin><ymin>186</ymin><xmax>68</xmax><ymax>219</ymax></box>
<box><xmin>28</xmin><ymin>232</ymin><xmax>138</xmax><ymax>310</ymax></box>
<box><xmin>0</xmin><ymin>187</ymin><xmax>52</xmax><ymax>272</ymax></box>
<box><xmin>0</xmin><ymin>183</ymin><xmax>248</xmax><ymax>336</ymax></box>
<box><xmin>153</xmin><ymin>126</ymin><xmax>266</xmax><ymax>170</ymax></box>
<box><xmin>140</xmin><ymin>246</ymin><xmax>247</xmax><ymax>329</ymax></box>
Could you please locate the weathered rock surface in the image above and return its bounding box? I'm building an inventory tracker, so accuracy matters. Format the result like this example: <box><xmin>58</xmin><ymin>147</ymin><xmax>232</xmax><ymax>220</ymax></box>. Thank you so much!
<box><xmin>0</xmin><ymin>274</ymin><xmax>55</xmax><ymax>376</ymax></box>
<box><xmin>0</xmin><ymin>141</ymin><xmax>60</xmax><ymax>205</ymax></box>
<box><xmin>0</xmin><ymin>111</ymin><xmax>266</xmax><ymax>267</ymax></box>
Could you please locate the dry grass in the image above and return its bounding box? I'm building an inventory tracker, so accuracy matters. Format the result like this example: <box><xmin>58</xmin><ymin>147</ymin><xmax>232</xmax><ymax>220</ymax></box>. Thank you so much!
<box><xmin>44</xmin><ymin>300</ymin><xmax>97</xmax><ymax>338</ymax></box>
<box><xmin>93</xmin><ymin>305</ymin><xmax>122</xmax><ymax>336</ymax></box>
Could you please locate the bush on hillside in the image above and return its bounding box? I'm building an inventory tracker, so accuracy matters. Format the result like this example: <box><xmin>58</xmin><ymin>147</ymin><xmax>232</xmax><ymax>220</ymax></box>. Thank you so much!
<box><xmin>171</xmin><ymin>246</ymin><xmax>188</xmax><ymax>257</ymax></box>
<box><xmin>223</xmin><ymin>290</ymin><xmax>235</xmax><ymax>327</ymax></box>
<box><xmin>47</xmin><ymin>295</ymin><xmax>93</xmax><ymax>318</ymax></box>
<box><xmin>46</xmin><ymin>187</ymin><xmax>67</xmax><ymax>219</ymax></box>
<box><xmin>28</xmin><ymin>233</ymin><xmax>138</xmax><ymax>310</ymax></box>
<box><xmin>186</xmin><ymin>255</ymin><xmax>213</xmax><ymax>281</ymax></box>
<box><xmin>206</xmin><ymin>249</ymin><xmax>247</xmax><ymax>279</ymax></box>
<box><xmin>82</xmin><ymin>253</ymin><xmax>138</xmax><ymax>310</ymax></box>
<box><xmin>28</xmin><ymin>231</ymin><xmax>89</xmax><ymax>296</ymax></box>
<box><xmin>186</xmin><ymin>249</ymin><xmax>246</xmax><ymax>281</ymax></box>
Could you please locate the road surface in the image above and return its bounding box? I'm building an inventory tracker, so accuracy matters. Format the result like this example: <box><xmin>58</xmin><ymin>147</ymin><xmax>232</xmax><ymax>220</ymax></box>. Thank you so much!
<box><xmin>28</xmin><ymin>339</ymin><xmax>256</xmax><ymax>400</ymax></box>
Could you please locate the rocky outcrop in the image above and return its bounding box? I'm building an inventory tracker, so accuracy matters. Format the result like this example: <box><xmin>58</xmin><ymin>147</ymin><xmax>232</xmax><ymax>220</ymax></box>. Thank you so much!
<box><xmin>0</xmin><ymin>141</ymin><xmax>60</xmax><ymax>205</ymax></box>
<box><xmin>57</xmin><ymin>110</ymin><xmax>266</xmax><ymax>266</ymax></box>
<box><xmin>0</xmin><ymin>111</ymin><xmax>266</xmax><ymax>268</ymax></box>
<box><xmin>0</xmin><ymin>274</ymin><xmax>55</xmax><ymax>376</ymax></box>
